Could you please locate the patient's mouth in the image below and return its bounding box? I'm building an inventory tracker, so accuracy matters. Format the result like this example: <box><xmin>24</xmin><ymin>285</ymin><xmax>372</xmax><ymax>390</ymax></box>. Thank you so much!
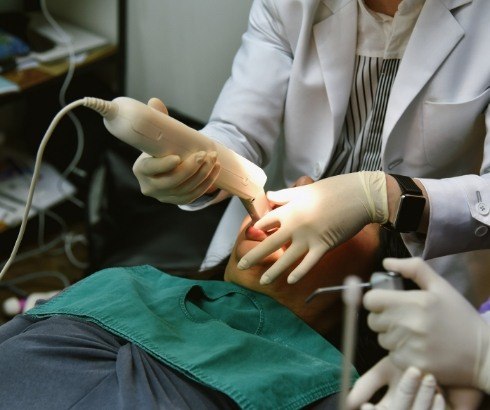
<box><xmin>245</xmin><ymin>225</ymin><xmax>268</xmax><ymax>241</ymax></box>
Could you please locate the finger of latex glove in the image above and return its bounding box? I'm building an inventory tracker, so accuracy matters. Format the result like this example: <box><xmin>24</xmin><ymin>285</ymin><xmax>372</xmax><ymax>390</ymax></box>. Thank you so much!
<box><xmin>238</xmin><ymin>171</ymin><xmax>388</xmax><ymax>284</ymax></box>
<box><xmin>132</xmin><ymin>150</ymin><xmax>220</xmax><ymax>204</ymax></box>
<box><xmin>348</xmin><ymin>358</ymin><xmax>440</xmax><ymax>410</ymax></box>
<box><xmin>131</xmin><ymin>97</ymin><xmax>220</xmax><ymax>204</ymax></box>
<box><xmin>147</xmin><ymin>97</ymin><xmax>169</xmax><ymax>114</ymax></box>
<box><xmin>409</xmin><ymin>373</ymin><xmax>445</xmax><ymax>410</ymax></box>
<box><xmin>389</xmin><ymin>367</ymin><xmax>427</xmax><ymax>410</ymax></box>
<box><xmin>347</xmin><ymin>357</ymin><xmax>396</xmax><ymax>409</ymax></box>
<box><xmin>356</xmin><ymin>366</ymin><xmax>443</xmax><ymax>410</ymax></box>
<box><xmin>430</xmin><ymin>394</ymin><xmax>446</xmax><ymax>410</ymax></box>
<box><xmin>364</xmin><ymin>257</ymin><xmax>490</xmax><ymax>391</ymax></box>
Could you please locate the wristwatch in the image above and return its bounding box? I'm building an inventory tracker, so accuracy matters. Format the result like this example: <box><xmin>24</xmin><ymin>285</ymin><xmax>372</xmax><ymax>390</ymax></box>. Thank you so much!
<box><xmin>384</xmin><ymin>174</ymin><xmax>426</xmax><ymax>233</ymax></box>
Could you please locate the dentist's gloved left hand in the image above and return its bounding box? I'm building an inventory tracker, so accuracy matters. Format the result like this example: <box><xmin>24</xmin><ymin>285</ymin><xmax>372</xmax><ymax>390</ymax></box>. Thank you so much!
<box><xmin>132</xmin><ymin>98</ymin><xmax>220</xmax><ymax>205</ymax></box>
<box><xmin>365</xmin><ymin>257</ymin><xmax>490</xmax><ymax>393</ymax></box>
<box><xmin>237</xmin><ymin>171</ymin><xmax>388</xmax><ymax>284</ymax></box>
<box><xmin>347</xmin><ymin>357</ymin><xmax>446</xmax><ymax>410</ymax></box>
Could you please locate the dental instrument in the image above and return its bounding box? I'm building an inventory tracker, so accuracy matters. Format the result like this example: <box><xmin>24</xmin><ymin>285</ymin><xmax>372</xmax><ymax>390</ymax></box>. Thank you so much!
<box><xmin>305</xmin><ymin>271</ymin><xmax>403</xmax><ymax>304</ymax></box>
<box><xmin>0</xmin><ymin>96</ymin><xmax>271</xmax><ymax>280</ymax></box>
<box><xmin>306</xmin><ymin>273</ymin><xmax>403</xmax><ymax>409</ymax></box>
<box><xmin>98</xmin><ymin>97</ymin><xmax>271</xmax><ymax>221</ymax></box>
<box><xmin>339</xmin><ymin>276</ymin><xmax>363</xmax><ymax>410</ymax></box>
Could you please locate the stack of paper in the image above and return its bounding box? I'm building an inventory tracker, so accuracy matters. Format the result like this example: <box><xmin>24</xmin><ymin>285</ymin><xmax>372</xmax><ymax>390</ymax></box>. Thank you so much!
<box><xmin>27</xmin><ymin>12</ymin><xmax>110</xmax><ymax>63</ymax></box>
<box><xmin>0</xmin><ymin>150</ymin><xmax>76</xmax><ymax>231</ymax></box>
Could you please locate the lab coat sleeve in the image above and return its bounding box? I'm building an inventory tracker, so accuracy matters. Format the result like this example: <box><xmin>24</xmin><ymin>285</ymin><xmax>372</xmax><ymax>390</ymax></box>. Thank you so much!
<box><xmin>417</xmin><ymin>102</ymin><xmax>490</xmax><ymax>259</ymax></box>
<box><xmin>183</xmin><ymin>0</ymin><xmax>293</xmax><ymax>211</ymax></box>
<box><xmin>199</xmin><ymin>0</ymin><xmax>292</xmax><ymax>167</ymax></box>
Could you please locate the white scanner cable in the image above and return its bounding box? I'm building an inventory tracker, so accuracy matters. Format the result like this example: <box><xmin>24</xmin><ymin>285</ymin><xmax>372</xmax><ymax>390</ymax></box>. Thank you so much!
<box><xmin>1</xmin><ymin>95</ymin><xmax>267</xmax><ymax>280</ymax></box>
<box><xmin>0</xmin><ymin>98</ymin><xmax>113</xmax><ymax>281</ymax></box>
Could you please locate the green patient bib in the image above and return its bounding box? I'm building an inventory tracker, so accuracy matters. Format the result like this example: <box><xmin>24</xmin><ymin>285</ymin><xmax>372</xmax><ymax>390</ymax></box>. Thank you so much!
<box><xmin>28</xmin><ymin>265</ymin><xmax>355</xmax><ymax>410</ymax></box>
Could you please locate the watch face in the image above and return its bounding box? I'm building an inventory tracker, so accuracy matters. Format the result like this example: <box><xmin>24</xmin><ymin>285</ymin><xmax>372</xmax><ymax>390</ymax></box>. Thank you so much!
<box><xmin>395</xmin><ymin>194</ymin><xmax>426</xmax><ymax>233</ymax></box>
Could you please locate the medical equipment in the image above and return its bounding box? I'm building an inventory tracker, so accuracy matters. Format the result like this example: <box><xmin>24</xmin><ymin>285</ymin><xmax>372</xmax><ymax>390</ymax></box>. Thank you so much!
<box><xmin>339</xmin><ymin>276</ymin><xmax>362</xmax><ymax>410</ymax></box>
<box><xmin>97</xmin><ymin>97</ymin><xmax>271</xmax><ymax>221</ymax></box>
<box><xmin>305</xmin><ymin>271</ymin><xmax>404</xmax><ymax>303</ymax></box>
<box><xmin>305</xmin><ymin>273</ymin><xmax>402</xmax><ymax>409</ymax></box>
<box><xmin>306</xmin><ymin>271</ymin><xmax>404</xmax><ymax>409</ymax></box>
<box><xmin>0</xmin><ymin>96</ymin><xmax>271</xmax><ymax>280</ymax></box>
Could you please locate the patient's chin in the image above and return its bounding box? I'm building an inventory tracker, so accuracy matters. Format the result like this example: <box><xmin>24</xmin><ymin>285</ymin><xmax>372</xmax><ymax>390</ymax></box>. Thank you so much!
<box><xmin>225</xmin><ymin>252</ymin><xmax>275</xmax><ymax>291</ymax></box>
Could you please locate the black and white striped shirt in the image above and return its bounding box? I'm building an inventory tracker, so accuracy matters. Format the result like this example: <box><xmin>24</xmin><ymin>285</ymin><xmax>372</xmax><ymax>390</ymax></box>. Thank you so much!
<box><xmin>324</xmin><ymin>0</ymin><xmax>425</xmax><ymax>177</ymax></box>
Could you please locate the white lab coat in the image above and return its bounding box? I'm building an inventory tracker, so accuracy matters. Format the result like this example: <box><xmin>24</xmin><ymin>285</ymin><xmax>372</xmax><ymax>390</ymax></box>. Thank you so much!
<box><xmin>188</xmin><ymin>0</ymin><xmax>490</xmax><ymax>300</ymax></box>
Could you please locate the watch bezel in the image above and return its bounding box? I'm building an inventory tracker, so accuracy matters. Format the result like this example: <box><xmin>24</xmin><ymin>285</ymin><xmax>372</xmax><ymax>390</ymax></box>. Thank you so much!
<box><xmin>393</xmin><ymin>193</ymin><xmax>426</xmax><ymax>233</ymax></box>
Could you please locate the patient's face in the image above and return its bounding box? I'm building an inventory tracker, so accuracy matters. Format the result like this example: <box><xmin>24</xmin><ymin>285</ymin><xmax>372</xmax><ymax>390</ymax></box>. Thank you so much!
<box><xmin>225</xmin><ymin>218</ymin><xmax>380</xmax><ymax>334</ymax></box>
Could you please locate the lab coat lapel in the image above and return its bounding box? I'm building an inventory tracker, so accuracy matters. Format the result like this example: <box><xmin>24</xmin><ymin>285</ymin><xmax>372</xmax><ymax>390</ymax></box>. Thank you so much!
<box><xmin>314</xmin><ymin>0</ymin><xmax>357</xmax><ymax>140</ymax></box>
<box><xmin>382</xmin><ymin>0</ymin><xmax>467</xmax><ymax>146</ymax></box>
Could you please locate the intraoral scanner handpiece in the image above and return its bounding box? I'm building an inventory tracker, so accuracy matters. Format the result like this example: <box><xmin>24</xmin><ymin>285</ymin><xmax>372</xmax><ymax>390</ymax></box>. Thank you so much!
<box><xmin>87</xmin><ymin>97</ymin><xmax>271</xmax><ymax>221</ymax></box>
<box><xmin>305</xmin><ymin>271</ymin><xmax>403</xmax><ymax>303</ymax></box>
<box><xmin>0</xmin><ymin>96</ymin><xmax>270</xmax><ymax>282</ymax></box>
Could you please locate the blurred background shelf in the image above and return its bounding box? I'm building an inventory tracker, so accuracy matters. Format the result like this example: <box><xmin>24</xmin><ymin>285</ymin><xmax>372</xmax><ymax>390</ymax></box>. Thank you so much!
<box><xmin>0</xmin><ymin>0</ymin><xmax>126</xmax><ymax>322</ymax></box>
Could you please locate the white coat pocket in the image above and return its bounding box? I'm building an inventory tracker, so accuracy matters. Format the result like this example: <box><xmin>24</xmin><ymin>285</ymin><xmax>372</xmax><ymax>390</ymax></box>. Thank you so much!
<box><xmin>423</xmin><ymin>88</ymin><xmax>489</xmax><ymax>169</ymax></box>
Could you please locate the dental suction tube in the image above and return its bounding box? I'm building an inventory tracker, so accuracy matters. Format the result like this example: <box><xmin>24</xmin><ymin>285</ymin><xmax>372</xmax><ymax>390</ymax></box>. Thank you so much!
<box><xmin>87</xmin><ymin>97</ymin><xmax>270</xmax><ymax>221</ymax></box>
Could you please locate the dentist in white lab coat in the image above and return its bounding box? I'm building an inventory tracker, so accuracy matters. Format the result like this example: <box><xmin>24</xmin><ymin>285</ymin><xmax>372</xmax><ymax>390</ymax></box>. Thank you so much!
<box><xmin>133</xmin><ymin>0</ymin><xmax>490</xmax><ymax>299</ymax></box>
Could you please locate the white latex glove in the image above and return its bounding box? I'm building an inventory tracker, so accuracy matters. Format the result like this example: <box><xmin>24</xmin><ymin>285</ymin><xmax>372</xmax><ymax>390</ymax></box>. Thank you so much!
<box><xmin>347</xmin><ymin>357</ymin><xmax>446</xmax><ymax>410</ymax></box>
<box><xmin>132</xmin><ymin>98</ymin><xmax>221</xmax><ymax>205</ymax></box>
<box><xmin>237</xmin><ymin>171</ymin><xmax>388</xmax><ymax>284</ymax></box>
<box><xmin>364</xmin><ymin>257</ymin><xmax>490</xmax><ymax>393</ymax></box>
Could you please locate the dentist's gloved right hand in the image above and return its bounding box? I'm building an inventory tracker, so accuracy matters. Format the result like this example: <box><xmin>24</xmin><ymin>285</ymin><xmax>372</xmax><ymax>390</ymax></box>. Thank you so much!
<box><xmin>132</xmin><ymin>98</ymin><xmax>221</xmax><ymax>205</ymax></box>
<box><xmin>365</xmin><ymin>257</ymin><xmax>490</xmax><ymax>393</ymax></box>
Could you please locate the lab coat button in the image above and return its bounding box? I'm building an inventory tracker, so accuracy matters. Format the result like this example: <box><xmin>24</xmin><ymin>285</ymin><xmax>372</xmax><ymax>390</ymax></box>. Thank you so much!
<box><xmin>475</xmin><ymin>225</ymin><xmax>489</xmax><ymax>237</ymax></box>
<box><xmin>387</xmin><ymin>159</ymin><xmax>403</xmax><ymax>170</ymax></box>
<box><xmin>476</xmin><ymin>202</ymin><xmax>490</xmax><ymax>216</ymax></box>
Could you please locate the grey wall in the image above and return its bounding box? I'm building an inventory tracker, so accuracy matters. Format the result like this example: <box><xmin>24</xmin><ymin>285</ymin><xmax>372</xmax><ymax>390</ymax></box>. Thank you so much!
<box><xmin>42</xmin><ymin>0</ymin><xmax>119</xmax><ymax>43</ymax></box>
<box><xmin>10</xmin><ymin>0</ymin><xmax>253</xmax><ymax>123</ymax></box>
<box><xmin>126</xmin><ymin>0</ymin><xmax>254</xmax><ymax>123</ymax></box>
<box><xmin>1</xmin><ymin>1</ymin><xmax>253</xmax><ymax>125</ymax></box>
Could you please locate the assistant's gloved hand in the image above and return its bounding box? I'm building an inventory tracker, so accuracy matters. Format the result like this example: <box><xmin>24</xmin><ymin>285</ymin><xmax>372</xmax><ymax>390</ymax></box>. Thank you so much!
<box><xmin>132</xmin><ymin>98</ymin><xmax>221</xmax><ymax>205</ymax></box>
<box><xmin>347</xmin><ymin>357</ymin><xmax>446</xmax><ymax>410</ymax></box>
<box><xmin>364</xmin><ymin>257</ymin><xmax>490</xmax><ymax>393</ymax></box>
<box><xmin>237</xmin><ymin>171</ymin><xmax>388</xmax><ymax>284</ymax></box>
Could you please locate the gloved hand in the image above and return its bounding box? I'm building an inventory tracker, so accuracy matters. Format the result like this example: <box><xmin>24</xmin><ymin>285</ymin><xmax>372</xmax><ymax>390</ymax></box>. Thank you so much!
<box><xmin>132</xmin><ymin>98</ymin><xmax>221</xmax><ymax>205</ymax></box>
<box><xmin>237</xmin><ymin>171</ymin><xmax>388</xmax><ymax>284</ymax></box>
<box><xmin>364</xmin><ymin>257</ymin><xmax>490</xmax><ymax>393</ymax></box>
<box><xmin>347</xmin><ymin>357</ymin><xmax>446</xmax><ymax>410</ymax></box>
